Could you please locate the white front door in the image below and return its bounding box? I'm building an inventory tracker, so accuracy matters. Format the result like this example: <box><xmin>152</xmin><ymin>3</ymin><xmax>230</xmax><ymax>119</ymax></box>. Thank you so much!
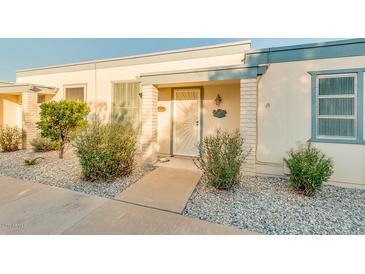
<box><xmin>173</xmin><ymin>88</ymin><xmax>201</xmax><ymax>156</ymax></box>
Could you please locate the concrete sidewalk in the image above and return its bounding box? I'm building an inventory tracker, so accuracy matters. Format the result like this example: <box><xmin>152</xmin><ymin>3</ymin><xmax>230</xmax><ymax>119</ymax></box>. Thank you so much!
<box><xmin>0</xmin><ymin>176</ymin><xmax>256</xmax><ymax>235</ymax></box>
<box><xmin>115</xmin><ymin>167</ymin><xmax>202</xmax><ymax>213</ymax></box>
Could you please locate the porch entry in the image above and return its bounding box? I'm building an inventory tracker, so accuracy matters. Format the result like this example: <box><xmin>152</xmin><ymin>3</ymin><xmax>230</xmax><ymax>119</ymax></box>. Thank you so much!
<box><xmin>172</xmin><ymin>87</ymin><xmax>201</xmax><ymax>157</ymax></box>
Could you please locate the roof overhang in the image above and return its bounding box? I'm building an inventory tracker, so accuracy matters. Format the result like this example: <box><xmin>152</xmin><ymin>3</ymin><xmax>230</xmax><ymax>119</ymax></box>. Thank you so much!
<box><xmin>245</xmin><ymin>38</ymin><xmax>365</xmax><ymax>65</ymax></box>
<box><xmin>139</xmin><ymin>64</ymin><xmax>268</xmax><ymax>85</ymax></box>
<box><xmin>0</xmin><ymin>83</ymin><xmax>58</xmax><ymax>94</ymax></box>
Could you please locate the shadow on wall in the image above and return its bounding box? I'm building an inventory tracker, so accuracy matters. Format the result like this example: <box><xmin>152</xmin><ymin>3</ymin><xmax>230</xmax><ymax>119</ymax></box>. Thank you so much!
<box><xmin>256</xmin><ymin>64</ymin><xmax>312</xmax><ymax>164</ymax></box>
<box><xmin>87</xmin><ymin>101</ymin><xmax>108</xmax><ymax>123</ymax></box>
<box><xmin>88</xmin><ymin>100</ymin><xmax>140</xmax><ymax>133</ymax></box>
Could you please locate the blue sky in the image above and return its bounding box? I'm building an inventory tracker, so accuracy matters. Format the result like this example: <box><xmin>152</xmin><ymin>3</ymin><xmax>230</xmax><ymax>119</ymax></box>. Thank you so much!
<box><xmin>0</xmin><ymin>38</ymin><xmax>339</xmax><ymax>82</ymax></box>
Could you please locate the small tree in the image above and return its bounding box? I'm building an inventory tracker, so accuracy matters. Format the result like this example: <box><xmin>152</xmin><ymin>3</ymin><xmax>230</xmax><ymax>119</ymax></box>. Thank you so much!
<box><xmin>37</xmin><ymin>100</ymin><xmax>90</xmax><ymax>158</ymax></box>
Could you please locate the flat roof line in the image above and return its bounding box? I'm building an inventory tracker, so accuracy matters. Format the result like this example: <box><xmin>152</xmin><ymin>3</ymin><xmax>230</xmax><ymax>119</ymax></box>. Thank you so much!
<box><xmin>246</xmin><ymin>38</ymin><xmax>365</xmax><ymax>54</ymax></box>
<box><xmin>16</xmin><ymin>40</ymin><xmax>251</xmax><ymax>73</ymax></box>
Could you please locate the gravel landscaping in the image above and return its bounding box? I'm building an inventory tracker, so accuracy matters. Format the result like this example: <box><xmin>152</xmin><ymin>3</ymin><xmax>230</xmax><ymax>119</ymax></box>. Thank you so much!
<box><xmin>183</xmin><ymin>176</ymin><xmax>365</xmax><ymax>235</ymax></box>
<box><xmin>0</xmin><ymin>149</ymin><xmax>152</xmax><ymax>198</ymax></box>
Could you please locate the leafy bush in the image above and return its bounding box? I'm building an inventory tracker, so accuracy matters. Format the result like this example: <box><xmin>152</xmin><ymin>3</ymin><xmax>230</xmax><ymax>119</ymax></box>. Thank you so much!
<box><xmin>24</xmin><ymin>157</ymin><xmax>44</xmax><ymax>166</ymax></box>
<box><xmin>37</xmin><ymin>100</ymin><xmax>90</xmax><ymax>158</ymax></box>
<box><xmin>31</xmin><ymin>137</ymin><xmax>59</xmax><ymax>152</ymax></box>
<box><xmin>194</xmin><ymin>130</ymin><xmax>251</xmax><ymax>190</ymax></box>
<box><xmin>73</xmin><ymin>122</ymin><xmax>137</xmax><ymax>181</ymax></box>
<box><xmin>284</xmin><ymin>142</ymin><xmax>334</xmax><ymax>196</ymax></box>
<box><xmin>0</xmin><ymin>126</ymin><xmax>23</xmax><ymax>152</ymax></box>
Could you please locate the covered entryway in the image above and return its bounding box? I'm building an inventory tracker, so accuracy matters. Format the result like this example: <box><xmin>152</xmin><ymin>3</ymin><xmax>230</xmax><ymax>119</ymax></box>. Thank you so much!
<box><xmin>156</xmin><ymin>80</ymin><xmax>241</xmax><ymax>158</ymax></box>
<box><xmin>0</xmin><ymin>93</ymin><xmax>22</xmax><ymax>129</ymax></box>
<box><xmin>139</xmin><ymin>64</ymin><xmax>267</xmax><ymax>176</ymax></box>
<box><xmin>0</xmin><ymin>82</ymin><xmax>58</xmax><ymax>147</ymax></box>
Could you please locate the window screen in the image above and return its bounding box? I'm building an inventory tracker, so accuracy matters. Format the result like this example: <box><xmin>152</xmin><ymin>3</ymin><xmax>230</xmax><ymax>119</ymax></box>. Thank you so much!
<box><xmin>317</xmin><ymin>75</ymin><xmax>356</xmax><ymax>138</ymax></box>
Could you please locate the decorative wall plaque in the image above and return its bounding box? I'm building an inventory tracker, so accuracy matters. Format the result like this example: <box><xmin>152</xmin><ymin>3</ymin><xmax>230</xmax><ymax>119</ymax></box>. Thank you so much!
<box><xmin>158</xmin><ymin>106</ymin><xmax>166</xmax><ymax>112</ymax></box>
<box><xmin>213</xmin><ymin>109</ymin><xmax>227</xmax><ymax>118</ymax></box>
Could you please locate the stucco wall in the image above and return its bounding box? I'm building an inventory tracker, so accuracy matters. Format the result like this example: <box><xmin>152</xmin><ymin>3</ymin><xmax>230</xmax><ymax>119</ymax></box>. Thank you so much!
<box><xmin>157</xmin><ymin>83</ymin><xmax>240</xmax><ymax>155</ymax></box>
<box><xmin>17</xmin><ymin>51</ymin><xmax>247</xmax><ymax>123</ymax></box>
<box><xmin>0</xmin><ymin>95</ymin><xmax>22</xmax><ymax>128</ymax></box>
<box><xmin>257</xmin><ymin>55</ymin><xmax>365</xmax><ymax>188</ymax></box>
<box><xmin>203</xmin><ymin>83</ymin><xmax>240</xmax><ymax>136</ymax></box>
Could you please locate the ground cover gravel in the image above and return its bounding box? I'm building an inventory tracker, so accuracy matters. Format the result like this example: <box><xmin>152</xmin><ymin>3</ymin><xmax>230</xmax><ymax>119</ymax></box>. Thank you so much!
<box><xmin>0</xmin><ymin>149</ymin><xmax>151</xmax><ymax>198</ymax></box>
<box><xmin>183</xmin><ymin>176</ymin><xmax>365</xmax><ymax>234</ymax></box>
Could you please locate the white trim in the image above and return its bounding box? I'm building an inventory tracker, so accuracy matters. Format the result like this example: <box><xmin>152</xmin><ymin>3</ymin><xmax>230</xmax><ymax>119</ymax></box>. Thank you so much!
<box><xmin>173</xmin><ymin>88</ymin><xmax>201</xmax><ymax>157</ymax></box>
<box><xmin>316</xmin><ymin>73</ymin><xmax>357</xmax><ymax>140</ymax></box>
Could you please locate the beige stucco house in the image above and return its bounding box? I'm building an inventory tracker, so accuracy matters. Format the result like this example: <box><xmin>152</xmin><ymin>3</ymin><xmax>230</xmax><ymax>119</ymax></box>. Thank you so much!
<box><xmin>1</xmin><ymin>39</ymin><xmax>365</xmax><ymax>188</ymax></box>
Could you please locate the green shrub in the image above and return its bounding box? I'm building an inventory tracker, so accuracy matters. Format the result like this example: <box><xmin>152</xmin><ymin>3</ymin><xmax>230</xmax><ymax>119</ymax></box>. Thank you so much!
<box><xmin>0</xmin><ymin>126</ymin><xmax>23</xmax><ymax>152</ymax></box>
<box><xmin>31</xmin><ymin>137</ymin><xmax>59</xmax><ymax>152</ymax></box>
<box><xmin>73</xmin><ymin>122</ymin><xmax>137</xmax><ymax>181</ymax></box>
<box><xmin>194</xmin><ymin>130</ymin><xmax>251</xmax><ymax>190</ymax></box>
<box><xmin>37</xmin><ymin>100</ymin><xmax>90</xmax><ymax>158</ymax></box>
<box><xmin>284</xmin><ymin>142</ymin><xmax>334</xmax><ymax>196</ymax></box>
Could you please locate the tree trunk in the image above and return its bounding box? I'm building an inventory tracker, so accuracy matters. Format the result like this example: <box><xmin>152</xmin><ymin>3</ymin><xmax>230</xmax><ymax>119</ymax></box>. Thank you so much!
<box><xmin>58</xmin><ymin>135</ymin><xmax>66</xmax><ymax>159</ymax></box>
<box><xmin>59</xmin><ymin>144</ymin><xmax>65</xmax><ymax>159</ymax></box>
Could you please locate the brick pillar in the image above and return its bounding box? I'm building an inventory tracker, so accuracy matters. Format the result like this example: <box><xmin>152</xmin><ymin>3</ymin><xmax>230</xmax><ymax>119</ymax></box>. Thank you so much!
<box><xmin>22</xmin><ymin>92</ymin><xmax>39</xmax><ymax>148</ymax></box>
<box><xmin>141</xmin><ymin>85</ymin><xmax>158</xmax><ymax>164</ymax></box>
<box><xmin>240</xmin><ymin>78</ymin><xmax>257</xmax><ymax>175</ymax></box>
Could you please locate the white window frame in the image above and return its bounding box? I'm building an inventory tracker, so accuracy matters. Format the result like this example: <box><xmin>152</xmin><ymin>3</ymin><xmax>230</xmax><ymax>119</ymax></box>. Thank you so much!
<box><xmin>316</xmin><ymin>73</ymin><xmax>357</xmax><ymax>140</ymax></box>
<box><xmin>63</xmin><ymin>84</ymin><xmax>87</xmax><ymax>101</ymax></box>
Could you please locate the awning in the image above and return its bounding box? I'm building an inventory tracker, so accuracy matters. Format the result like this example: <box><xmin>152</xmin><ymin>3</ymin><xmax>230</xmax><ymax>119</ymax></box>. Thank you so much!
<box><xmin>0</xmin><ymin>83</ymin><xmax>58</xmax><ymax>94</ymax></box>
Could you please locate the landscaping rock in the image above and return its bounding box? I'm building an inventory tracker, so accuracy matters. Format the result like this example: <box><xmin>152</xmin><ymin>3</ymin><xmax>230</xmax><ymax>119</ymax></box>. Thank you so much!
<box><xmin>0</xmin><ymin>149</ymin><xmax>151</xmax><ymax>199</ymax></box>
<box><xmin>183</xmin><ymin>176</ymin><xmax>365</xmax><ymax>235</ymax></box>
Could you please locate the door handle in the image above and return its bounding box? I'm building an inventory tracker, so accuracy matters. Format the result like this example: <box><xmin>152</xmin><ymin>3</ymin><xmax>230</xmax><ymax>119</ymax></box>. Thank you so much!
<box><xmin>195</xmin><ymin>120</ymin><xmax>199</xmax><ymax>126</ymax></box>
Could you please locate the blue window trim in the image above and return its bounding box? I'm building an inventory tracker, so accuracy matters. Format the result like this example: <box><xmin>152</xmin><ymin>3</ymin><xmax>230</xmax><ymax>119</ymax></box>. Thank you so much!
<box><xmin>309</xmin><ymin>68</ymin><xmax>365</xmax><ymax>145</ymax></box>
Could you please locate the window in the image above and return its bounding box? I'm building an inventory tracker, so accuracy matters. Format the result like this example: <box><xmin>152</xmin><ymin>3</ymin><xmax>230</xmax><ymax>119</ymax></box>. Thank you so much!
<box><xmin>112</xmin><ymin>82</ymin><xmax>141</xmax><ymax>127</ymax></box>
<box><xmin>37</xmin><ymin>94</ymin><xmax>46</xmax><ymax>104</ymax></box>
<box><xmin>316</xmin><ymin>74</ymin><xmax>357</xmax><ymax>139</ymax></box>
<box><xmin>65</xmin><ymin>86</ymin><xmax>85</xmax><ymax>101</ymax></box>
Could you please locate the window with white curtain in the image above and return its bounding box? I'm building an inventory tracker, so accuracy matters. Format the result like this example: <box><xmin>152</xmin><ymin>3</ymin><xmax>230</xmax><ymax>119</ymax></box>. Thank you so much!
<box><xmin>316</xmin><ymin>74</ymin><xmax>357</xmax><ymax>139</ymax></box>
<box><xmin>112</xmin><ymin>82</ymin><xmax>141</xmax><ymax>127</ymax></box>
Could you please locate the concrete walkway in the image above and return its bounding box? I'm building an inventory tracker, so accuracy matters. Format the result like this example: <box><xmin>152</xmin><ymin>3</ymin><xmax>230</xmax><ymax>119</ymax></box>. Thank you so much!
<box><xmin>0</xmin><ymin>176</ymin><xmax>256</xmax><ymax>235</ymax></box>
<box><xmin>116</xmin><ymin>166</ymin><xmax>202</xmax><ymax>213</ymax></box>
